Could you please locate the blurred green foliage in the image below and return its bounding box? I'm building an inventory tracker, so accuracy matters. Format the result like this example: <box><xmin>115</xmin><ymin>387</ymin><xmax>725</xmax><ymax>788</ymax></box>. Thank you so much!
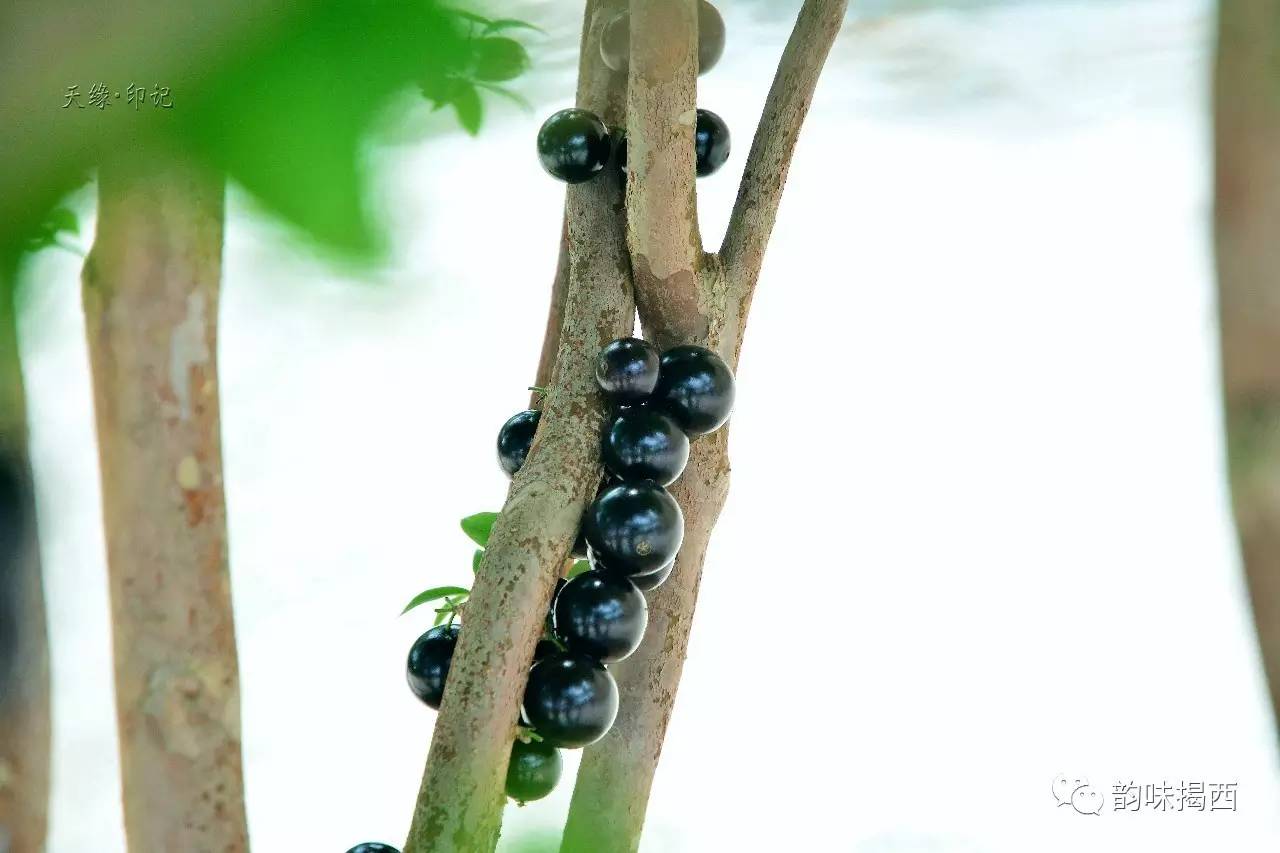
<box><xmin>3</xmin><ymin>0</ymin><xmax>539</xmax><ymax>281</ymax></box>
<box><xmin>21</xmin><ymin>208</ymin><xmax>83</xmax><ymax>257</ymax></box>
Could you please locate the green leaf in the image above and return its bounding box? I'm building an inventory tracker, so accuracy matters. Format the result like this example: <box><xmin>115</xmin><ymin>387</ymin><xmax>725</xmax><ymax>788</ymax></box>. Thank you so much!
<box><xmin>419</xmin><ymin>71</ymin><xmax>464</xmax><ymax>109</ymax></box>
<box><xmin>567</xmin><ymin>560</ymin><xmax>590</xmax><ymax>579</ymax></box>
<box><xmin>45</xmin><ymin>207</ymin><xmax>79</xmax><ymax>235</ymax></box>
<box><xmin>2</xmin><ymin>3</ymin><xmax>534</xmax><ymax>278</ymax></box>
<box><xmin>472</xmin><ymin>549</ymin><xmax>484</xmax><ymax>573</ymax></box>
<box><xmin>451</xmin><ymin>84</ymin><xmax>483</xmax><ymax>136</ymax></box>
<box><xmin>481</xmin><ymin>18</ymin><xmax>545</xmax><ymax>36</ymax></box>
<box><xmin>473</xmin><ymin>38</ymin><xmax>529</xmax><ymax>83</ymax></box>
<box><xmin>454</xmin><ymin>11</ymin><xmax>543</xmax><ymax>35</ymax></box>
<box><xmin>165</xmin><ymin>1</ymin><xmax>478</xmax><ymax>256</ymax></box>
<box><xmin>21</xmin><ymin>205</ymin><xmax>82</xmax><ymax>255</ymax></box>
<box><xmin>402</xmin><ymin>585</ymin><xmax>471</xmax><ymax>615</ymax></box>
<box><xmin>478</xmin><ymin>82</ymin><xmax>533</xmax><ymax>113</ymax></box>
<box><xmin>515</xmin><ymin>726</ymin><xmax>544</xmax><ymax>744</ymax></box>
<box><xmin>460</xmin><ymin>512</ymin><xmax>499</xmax><ymax>547</ymax></box>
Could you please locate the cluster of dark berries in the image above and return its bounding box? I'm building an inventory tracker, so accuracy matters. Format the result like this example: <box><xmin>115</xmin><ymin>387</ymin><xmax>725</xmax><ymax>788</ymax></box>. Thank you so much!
<box><xmin>400</xmin><ymin>340</ymin><xmax>734</xmax><ymax>812</ymax></box>
<box><xmin>350</xmin><ymin>10</ymin><xmax>739</xmax><ymax>847</ymax></box>
<box><xmin>404</xmin><ymin>622</ymin><xmax>568</xmax><ymax>805</ymax></box>
<box><xmin>535</xmin><ymin>0</ymin><xmax>731</xmax><ymax>184</ymax></box>
<box><xmin>485</xmin><ymin>339</ymin><xmax>734</xmax><ymax>803</ymax></box>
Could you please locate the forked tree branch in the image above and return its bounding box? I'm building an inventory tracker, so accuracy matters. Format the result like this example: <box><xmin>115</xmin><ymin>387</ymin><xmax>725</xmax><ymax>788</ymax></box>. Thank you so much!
<box><xmin>564</xmin><ymin>2</ymin><xmax>846</xmax><ymax>849</ymax></box>
<box><xmin>402</xmin><ymin>2</ymin><xmax>633</xmax><ymax>850</ymax></box>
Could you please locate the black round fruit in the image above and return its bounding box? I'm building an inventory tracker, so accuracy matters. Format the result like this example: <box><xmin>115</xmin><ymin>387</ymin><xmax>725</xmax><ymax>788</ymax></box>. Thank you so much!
<box><xmin>590</xmin><ymin>546</ymin><xmax>671</xmax><ymax>589</ymax></box>
<box><xmin>599</xmin><ymin>11</ymin><xmax>630</xmax><ymax>73</ymax></box>
<box><xmin>406</xmin><ymin>624</ymin><xmax>460</xmax><ymax>709</ymax></box>
<box><xmin>599</xmin><ymin>1</ymin><xmax>726</xmax><ymax>76</ymax></box>
<box><xmin>553</xmin><ymin>570</ymin><xmax>647</xmax><ymax>662</ymax></box>
<box><xmin>631</xmin><ymin>560</ymin><xmax>674</xmax><ymax>592</ymax></box>
<box><xmin>602</xmin><ymin>409</ymin><xmax>690</xmax><ymax>486</ymax></box>
<box><xmin>586</xmin><ymin>544</ymin><xmax>620</xmax><ymax>574</ymax></box>
<box><xmin>696</xmin><ymin>0</ymin><xmax>727</xmax><ymax>74</ymax></box>
<box><xmin>651</xmin><ymin>345</ymin><xmax>735</xmax><ymax>435</ymax></box>
<box><xmin>497</xmin><ymin>409</ymin><xmax>540</xmax><ymax>477</ymax></box>
<box><xmin>537</xmin><ymin>109</ymin><xmax>612</xmax><ymax>184</ymax></box>
<box><xmin>694</xmin><ymin>109</ymin><xmax>730</xmax><ymax>177</ymax></box>
<box><xmin>549</xmin><ymin>578</ymin><xmax>567</xmax><ymax>617</ymax></box>
<box><xmin>506</xmin><ymin>737</ymin><xmax>563</xmax><ymax>804</ymax></box>
<box><xmin>345</xmin><ymin>845</ymin><xmax>400</xmax><ymax>853</ymax></box>
<box><xmin>595</xmin><ymin>337</ymin><xmax>660</xmax><ymax>404</ymax></box>
<box><xmin>533</xmin><ymin>639</ymin><xmax>561</xmax><ymax>662</ymax></box>
<box><xmin>521</xmin><ymin>651</ymin><xmax>619</xmax><ymax>749</ymax></box>
<box><xmin>583</xmin><ymin>482</ymin><xmax>684</xmax><ymax>575</ymax></box>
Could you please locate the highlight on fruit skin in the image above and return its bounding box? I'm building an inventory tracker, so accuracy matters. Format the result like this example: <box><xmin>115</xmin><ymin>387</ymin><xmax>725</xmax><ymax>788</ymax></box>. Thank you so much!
<box><xmin>694</xmin><ymin>108</ymin><xmax>731</xmax><ymax>178</ymax></box>
<box><xmin>553</xmin><ymin>568</ymin><xmax>648</xmax><ymax>663</ymax></box>
<box><xmin>406</xmin><ymin>623</ymin><xmax>460</xmax><ymax>709</ymax></box>
<box><xmin>583</xmin><ymin>481</ymin><xmax>685</xmax><ymax>576</ymax></box>
<box><xmin>536</xmin><ymin>108</ymin><xmax>612</xmax><ymax>184</ymax></box>
<box><xmin>595</xmin><ymin>336</ymin><xmax>661</xmax><ymax>403</ymax></box>
<box><xmin>602</xmin><ymin>408</ymin><xmax>690</xmax><ymax>486</ymax></box>
<box><xmin>521</xmin><ymin>650</ymin><xmax>620</xmax><ymax>748</ymax></box>
<box><xmin>497</xmin><ymin>408</ymin><xmax>540</xmax><ymax>477</ymax></box>
<box><xmin>651</xmin><ymin>344</ymin><xmax>736</xmax><ymax>435</ymax></box>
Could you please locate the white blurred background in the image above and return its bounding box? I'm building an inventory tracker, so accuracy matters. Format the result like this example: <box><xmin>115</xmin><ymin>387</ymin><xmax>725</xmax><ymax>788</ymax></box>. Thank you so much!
<box><xmin>17</xmin><ymin>0</ymin><xmax>1280</xmax><ymax>850</ymax></box>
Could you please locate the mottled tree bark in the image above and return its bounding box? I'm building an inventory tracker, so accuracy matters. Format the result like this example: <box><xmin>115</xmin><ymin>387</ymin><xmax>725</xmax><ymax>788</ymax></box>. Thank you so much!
<box><xmin>0</xmin><ymin>279</ymin><xmax>52</xmax><ymax>853</ymax></box>
<box><xmin>82</xmin><ymin>158</ymin><xmax>249</xmax><ymax>852</ymax></box>
<box><xmin>563</xmin><ymin>2</ymin><xmax>847</xmax><ymax>849</ymax></box>
<box><xmin>401</xmin><ymin>3</ymin><xmax>632</xmax><ymax>850</ymax></box>
<box><xmin>1215</xmin><ymin>0</ymin><xmax>1280</xmax><ymax>745</ymax></box>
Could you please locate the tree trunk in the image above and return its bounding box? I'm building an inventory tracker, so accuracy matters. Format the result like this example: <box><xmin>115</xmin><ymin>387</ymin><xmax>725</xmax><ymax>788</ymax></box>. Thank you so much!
<box><xmin>82</xmin><ymin>157</ymin><xmax>250</xmax><ymax>852</ymax></box>
<box><xmin>564</xmin><ymin>2</ymin><xmax>847</xmax><ymax>848</ymax></box>
<box><xmin>401</xmin><ymin>3</ymin><xmax>631</xmax><ymax>850</ymax></box>
<box><xmin>1215</xmin><ymin>0</ymin><xmax>1280</xmax><ymax>746</ymax></box>
<box><xmin>0</xmin><ymin>279</ymin><xmax>52</xmax><ymax>853</ymax></box>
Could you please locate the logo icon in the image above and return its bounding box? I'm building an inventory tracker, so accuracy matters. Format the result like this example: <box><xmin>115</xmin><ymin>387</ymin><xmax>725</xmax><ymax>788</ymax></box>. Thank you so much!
<box><xmin>1053</xmin><ymin>774</ymin><xmax>1103</xmax><ymax>815</ymax></box>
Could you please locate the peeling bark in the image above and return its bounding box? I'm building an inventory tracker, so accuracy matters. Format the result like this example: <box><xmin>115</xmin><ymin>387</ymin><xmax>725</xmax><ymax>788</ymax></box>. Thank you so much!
<box><xmin>564</xmin><ymin>2</ymin><xmax>847</xmax><ymax>849</ymax></box>
<box><xmin>0</xmin><ymin>279</ymin><xmax>52</xmax><ymax>853</ymax></box>
<box><xmin>401</xmin><ymin>3</ymin><xmax>632</xmax><ymax>851</ymax></box>
<box><xmin>1215</xmin><ymin>0</ymin><xmax>1280</xmax><ymax>744</ymax></box>
<box><xmin>82</xmin><ymin>158</ymin><xmax>249</xmax><ymax>852</ymax></box>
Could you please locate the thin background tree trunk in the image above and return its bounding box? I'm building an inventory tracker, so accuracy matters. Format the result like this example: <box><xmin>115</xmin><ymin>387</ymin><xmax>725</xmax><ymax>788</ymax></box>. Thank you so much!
<box><xmin>0</xmin><ymin>279</ymin><xmax>52</xmax><ymax>853</ymax></box>
<box><xmin>564</xmin><ymin>2</ymin><xmax>847</xmax><ymax>848</ymax></box>
<box><xmin>1215</xmin><ymin>0</ymin><xmax>1280</xmax><ymax>745</ymax></box>
<box><xmin>82</xmin><ymin>157</ymin><xmax>250</xmax><ymax>852</ymax></box>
